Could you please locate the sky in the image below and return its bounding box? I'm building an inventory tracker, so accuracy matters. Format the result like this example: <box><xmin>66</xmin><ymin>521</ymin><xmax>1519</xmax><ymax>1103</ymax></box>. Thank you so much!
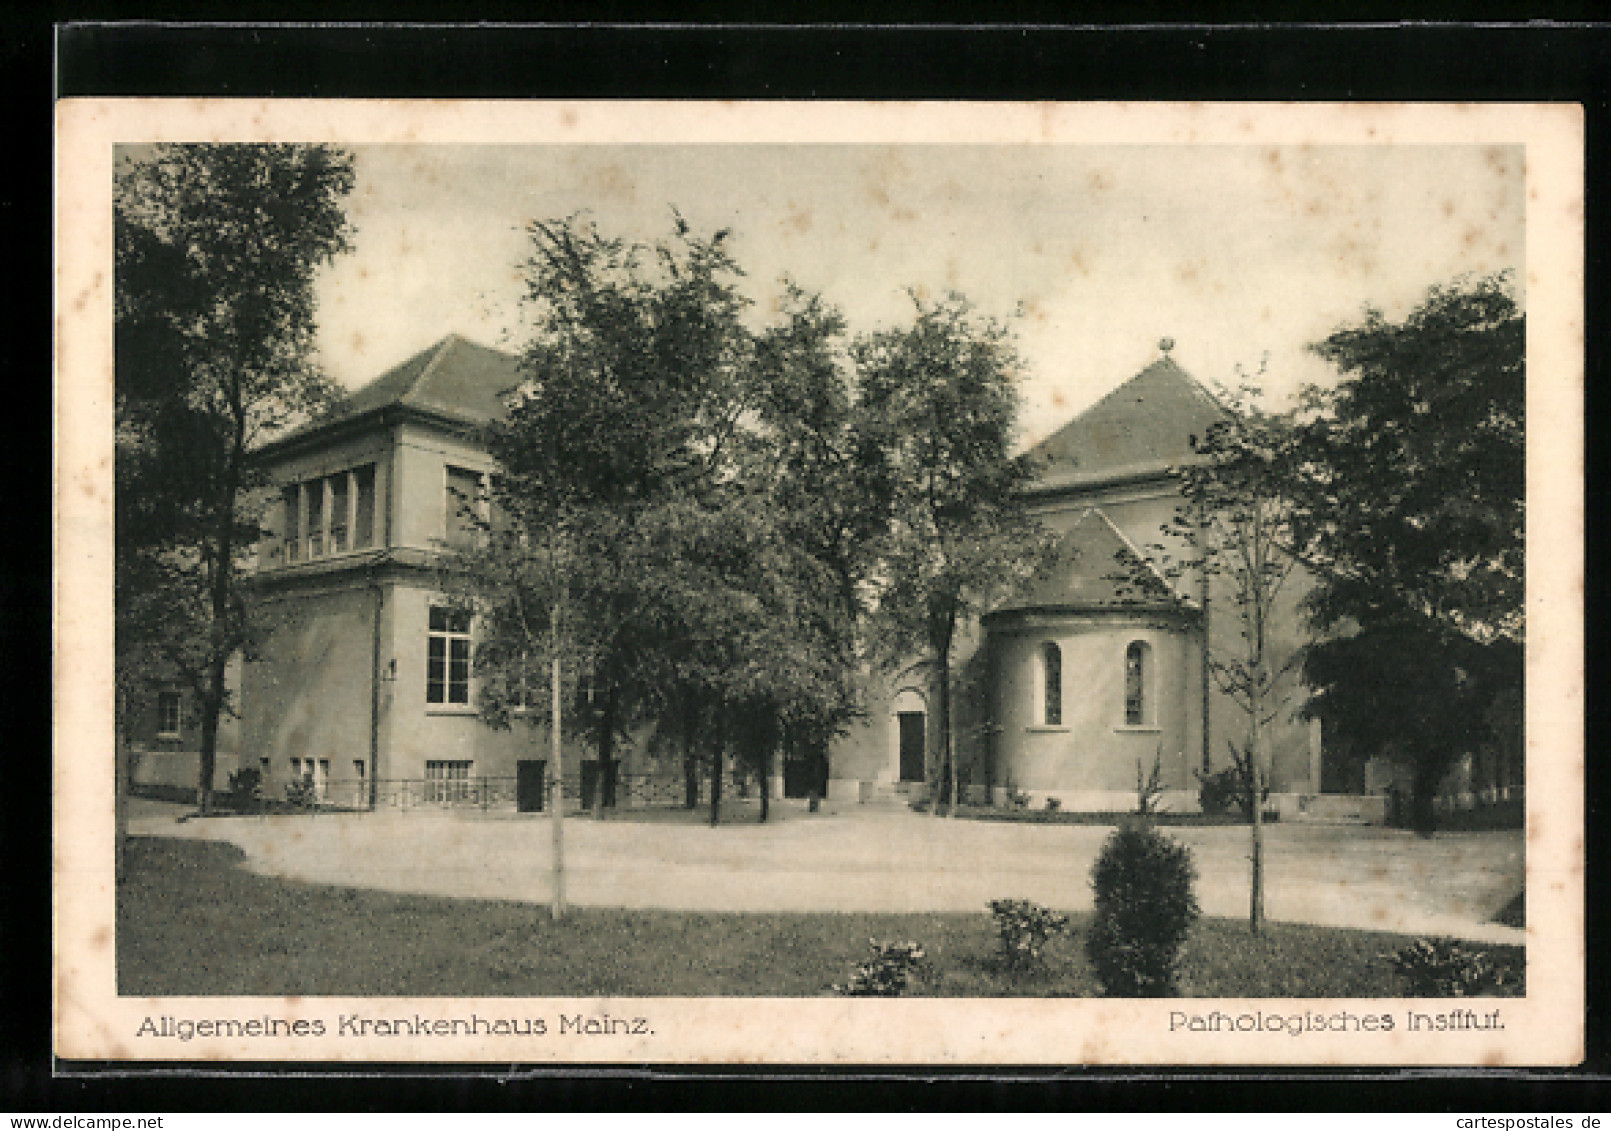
<box><xmin>311</xmin><ymin>143</ymin><xmax>1524</xmax><ymax>450</ymax></box>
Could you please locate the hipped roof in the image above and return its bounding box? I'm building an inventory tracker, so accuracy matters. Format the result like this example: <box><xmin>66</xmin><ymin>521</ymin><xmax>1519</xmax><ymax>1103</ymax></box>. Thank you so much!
<box><xmin>1025</xmin><ymin>352</ymin><xmax>1228</xmax><ymax>490</ymax></box>
<box><xmin>259</xmin><ymin>334</ymin><xmax>522</xmax><ymax>455</ymax></box>
<box><xmin>987</xmin><ymin>508</ymin><xmax>1190</xmax><ymax>619</ymax></box>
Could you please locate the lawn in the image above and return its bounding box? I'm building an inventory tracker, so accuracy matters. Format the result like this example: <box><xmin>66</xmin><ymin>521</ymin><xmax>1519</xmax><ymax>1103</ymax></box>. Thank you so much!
<box><xmin>117</xmin><ymin>835</ymin><xmax>1523</xmax><ymax>999</ymax></box>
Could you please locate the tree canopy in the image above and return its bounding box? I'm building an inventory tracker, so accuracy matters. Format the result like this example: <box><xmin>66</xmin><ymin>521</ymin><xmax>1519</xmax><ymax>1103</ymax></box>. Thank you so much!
<box><xmin>856</xmin><ymin>294</ymin><xmax>1052</xmax><ymax>813</ymax></box>
<box><xmin>115</xmin><ymin>143</ymin><xmax>356</xmax><ymax>808</ymax></box>
<box><xmin>1297</xmin><ymin>272</ymin><xmax>1525</xmax><ymax>831</ymax></box>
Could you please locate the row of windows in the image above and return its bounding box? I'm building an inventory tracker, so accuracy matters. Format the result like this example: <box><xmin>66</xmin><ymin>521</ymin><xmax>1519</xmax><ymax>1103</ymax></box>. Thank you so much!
<box><xmin>276</xmin><ymin>463</ymin><xmax>509</xmax><ymax>566</ymax></box>
<box><xmin>283</xmin><ymin>464</ymin><xmax>378</xmax><ymax>562</ymax></box>
<box><xmin>1039</xmin><ymin>640</ymin><xmax>1155</xmax><ymax>728</ymax></box>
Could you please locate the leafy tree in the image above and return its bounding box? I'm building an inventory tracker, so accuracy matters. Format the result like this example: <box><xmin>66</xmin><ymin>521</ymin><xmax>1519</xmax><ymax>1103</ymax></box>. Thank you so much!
<box><xmin>1299</xmin><ymin>273</ymin><xmax>1524</xmax><ymax>832</ymax></box>
<box><xmin>115</xmin><ymin>144</ymin><xmax>356</xmax><ymax>811</ymax></box>
<box><xmin>474</xmin><ymin>215</ymin><xmax>876</xmax><ymax>828</ymax></box>
<box><xmin>856</xmin><ymin>296</ymin><xmax>1052</xmax><ymax>816</ymax></box>
<box><xmin>476</xmin><ymin>213</ymin><xmax>754</xmax><ymax>816</ymax></box>
<box><xmin>1157</xmin><ymin>384</ymin><xmax>1307</xmax><ymax>933</ymax></box>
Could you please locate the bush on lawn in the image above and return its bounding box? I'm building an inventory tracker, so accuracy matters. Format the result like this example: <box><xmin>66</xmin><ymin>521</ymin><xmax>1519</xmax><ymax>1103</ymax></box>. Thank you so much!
<box><xmin>988</xmin><ymin>899</ymin><xmax>1069</xmax><ymax>969</ymax></box>
<box><xmin>1087</xmin><ymin>822</ymin><xmax>1200</xmax><ymax>997</ymax></box>
<box><xmin>1390</xmin><ymin>938</ymin><xmax>1522</xmax><ymax>997</ymax></box>
<box><xmin>223</xmin><ymin>767</ymin><xmax>262</xmax><ymax>812</ymax></box>
<box><xmin>833</xmin><ymin>939</ymin><xmax>927</xmax><ymax>996</ymax></box>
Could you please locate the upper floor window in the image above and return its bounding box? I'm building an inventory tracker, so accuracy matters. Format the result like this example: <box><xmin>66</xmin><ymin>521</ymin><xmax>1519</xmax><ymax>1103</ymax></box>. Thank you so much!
<box><xmin>1041</xmin><ymin>642</ymin><xmax>1063</xmax><ymax>726</ymax></box>
<box><xmin>156</xmin><ymin>691</ymin><xmax>181</xmax><ymax>738</ymax></box>
<box><xmin>427</xmin><ymin>606</ymin><xmax>473</xmax><ymax>706</ymax></box>
<box><xmin>1124</xmin><ymin>641</ymin><xmax>1152</xmax><ymax>726</ymax></box>
<box><xmin>445</xmin><ymin>466</ymin><xmax>485</xmax><ymax>548</ymax></box>
<box><xmin>282</xmin><ymin>464</ymin><xmax>377</xmax><ymax>563</ymax></box>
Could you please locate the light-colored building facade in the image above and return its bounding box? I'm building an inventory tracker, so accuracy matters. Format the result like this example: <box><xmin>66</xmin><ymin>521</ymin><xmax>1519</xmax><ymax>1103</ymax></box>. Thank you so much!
<box><xmin>134</xmin><ymin>335</ymin><xmax>1348</xmax><ymax>815</ymax></box>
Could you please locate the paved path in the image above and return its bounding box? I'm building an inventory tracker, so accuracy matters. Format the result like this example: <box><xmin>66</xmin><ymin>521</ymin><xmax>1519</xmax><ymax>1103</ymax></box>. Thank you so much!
<box><xmin>131</xmin><ymin>803</ymin><xmax>1526</xmax><ymax>944</ymax></box>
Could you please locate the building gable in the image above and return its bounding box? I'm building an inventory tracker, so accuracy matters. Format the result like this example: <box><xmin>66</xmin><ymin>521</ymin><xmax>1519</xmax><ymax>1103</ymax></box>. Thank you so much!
<box><xmin>1025</xmin><ymin>348</ymin><xmax>1227</xmax><ymax>491</ymax></box>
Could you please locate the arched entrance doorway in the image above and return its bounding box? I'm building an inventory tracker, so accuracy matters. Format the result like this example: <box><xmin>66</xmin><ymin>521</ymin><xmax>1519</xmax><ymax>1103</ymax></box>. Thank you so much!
<box><xmin>890</xmin><ymin>687</ymin><xmax>927</xmax><ymax>785</ymax></box>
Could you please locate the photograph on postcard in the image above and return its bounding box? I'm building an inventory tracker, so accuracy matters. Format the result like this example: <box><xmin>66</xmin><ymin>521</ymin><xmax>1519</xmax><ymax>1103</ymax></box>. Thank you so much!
<box><xmin>54</xmin><ymin>100</ymin><xmax>1582</xmax><ymax>1065</ymax></box>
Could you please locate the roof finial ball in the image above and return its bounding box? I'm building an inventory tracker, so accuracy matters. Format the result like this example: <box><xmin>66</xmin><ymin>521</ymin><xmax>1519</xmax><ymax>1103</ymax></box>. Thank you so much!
<box><xmin>1159</xmin><ymin>337</ymin><xmax>1175</xmax><ymax>354</ymax></box>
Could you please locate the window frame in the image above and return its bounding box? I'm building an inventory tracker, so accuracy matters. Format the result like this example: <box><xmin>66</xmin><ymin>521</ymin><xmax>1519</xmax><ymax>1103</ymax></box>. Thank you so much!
<box><xmin>156</xmin><ymin>691</ymin><xmax>182</xmax><ymax>739</ymax></box>
<box><xmin>426</xmin><ymin>605</ymin><xmax>475</xmax><ymax>709</ymax></box>
<box><xmin>1041</xmin><ymin>642</ymin><xmax>1063</xmax><ymax>727</ymax></box>
<box><xmin>1122</xmin><ymin>639</ymin><xmax>1156</xmax><ymax>729</ymax></box>
<box><xmin>425</xmin><ymin>759</ymin><xmax>475</xmax><ymax>804</ymax></box>
<box><xmin>444</xmin><ymin>465</ymin><xmax>487</xmax><ymax>548</ymax></box>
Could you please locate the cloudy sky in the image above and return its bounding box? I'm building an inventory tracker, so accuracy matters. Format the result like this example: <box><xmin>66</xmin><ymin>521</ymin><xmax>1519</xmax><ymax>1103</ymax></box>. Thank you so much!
<box><xmin>312</xmin><ymin>143</ymin><xmax>1523</xmax><ymax>450</ymax></box>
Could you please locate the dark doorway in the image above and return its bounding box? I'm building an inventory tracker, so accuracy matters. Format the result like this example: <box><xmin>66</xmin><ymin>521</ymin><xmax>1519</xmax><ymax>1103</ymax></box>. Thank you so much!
<box><xmin>516</xmin><ymin>760</ymin><xmax>546</xmax><ymax>813</ymax></box>
<box><xmin>580</xmin><ymin>760</ymin><xmax>618</xmax><ymax>809</ymax></box>
<box><xmin>783</xmin><ymin>752</ymin><xmax>829</xmax><ymax>799</ymax></box>
<box><xmin>898</xmin><ymin>711</ymin><xmax>926</xmax><ymax>783</ymax></box>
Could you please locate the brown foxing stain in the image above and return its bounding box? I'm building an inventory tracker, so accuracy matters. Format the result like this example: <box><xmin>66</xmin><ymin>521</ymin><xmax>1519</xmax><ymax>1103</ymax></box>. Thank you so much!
<box><xmin>1051</xmin><ymin>390</ymin><xmax>1066</xmax><ymax>408</ymax></box>
<box><xmin>1441</xmin><ymin>199</ymin><xmax>1457</xmax><ymax>220</ymax></box>
<box><xmin>1175</xmin><ymin>260</ymin><xmax>1201</xmax><ymax>286</ymax></box>
<box><xmin>561</xmin><ymin>109</ymin><xmax>578</xmax><ymax>129</ymax></box>
<box><xmin>90</xmin><ymin>926</ymin><xmax>110</xmax><ymax>950</ymax></box>
<box><xmin>780</xmin><ymin>202</ymin><xmax>812</xmax><ymax>237</ymax></box>
<box><xmin>1087</xmin><ymin>170</ymin><xmax>1112</xmax><ymax>194</ymax></box>
<box><xmin>1462</xmin><ymin>225</ymin><xmax>1484</xmax><ymax>249</ymax></box>
<box><xmin>1068</xmin><ymin>248</ymin><xmax>1091</xmax><ymax>277</ymax></box>
<box><xmin>1482</xmin><ymin>1047</ymin><xmax>1506</xmax><ymax>1067</ymax></box>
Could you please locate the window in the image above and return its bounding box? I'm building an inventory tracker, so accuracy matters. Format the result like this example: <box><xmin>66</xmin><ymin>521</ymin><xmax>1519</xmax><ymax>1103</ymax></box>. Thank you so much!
<box><xmin>329</xmin><ymin>474</ymin><xmax>349</xmax><ymax>553</ymax></box>
<box><xmin>1125</xmin><ymin>641</ymin><xmax>1152</xmax><ymax>726</ymax></box>
<box><xmin>427</xmin><ymin>606</ymin><xmax>473</xmax><ymax>705</ymax></box>
<box><xmin>289</xmin><ymin>757</ymin><xmax>328</xmax><ymax>799</ymax></box>
<box><xmin>306</xmin><ymin>480</ymin><xmax>325</xmax><ymax>558</ymax></box>
<box><xmin>1041</xmin><ymin>643</ymin><xmax>1063</xmax><ymax>726</ymax></box>
<box><xmin>156</xmin><ymin>691</ymin><xmax>181</xmax><ymax>738</ymax></box>
<box><xmin>445</xmin><ymin>466</ymin><xmax>484</xmax><ymax>547</ymax></box>
<box><xmin>426</xmin><ymin>760</ymin><xmax>473</xmax><ymax>804</ymax></box>
<box><xmin>353</xmin><ymin>464</ymin><xmax>376</xmax><ymax>548</ymax></box>
<box><xmin>280</xmin><ymin>466</ymin><xmax>378</xmax><ymax>564</ymax></box>
<box><xmin>282</xmin><ymin>487</ymin><xmax>301</xmax><ymax>562</ymax></box>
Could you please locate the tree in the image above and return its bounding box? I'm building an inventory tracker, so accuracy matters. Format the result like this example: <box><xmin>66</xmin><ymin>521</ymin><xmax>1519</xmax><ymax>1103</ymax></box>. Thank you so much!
<box><xmin>1157</xmin><ymin>383</ymin><xmax>1307</xmax><ymax>933</ymax></box>
<box><xmin>1298</xmin><ymin>273</ymin><xmax>1525</xmax><ymax>832</ymax></box>
<box><xmin>474</xmin><ymin>215</ymin><xmax>874</xmax><ymax>829</ymax></box>
<box><xmin>115</xmin><ymin>144</ymin><xmax>356</xmax><ymax>811</ymax></box>
<box><xmin>476</xmin><ymin>213</ymin><xmax>754</xmax><ymax>815</ymax></box>
<box><xmin>856</xmin><ymin>295</ymin><xmax>1051</xmax><ymax>816</ymax></box>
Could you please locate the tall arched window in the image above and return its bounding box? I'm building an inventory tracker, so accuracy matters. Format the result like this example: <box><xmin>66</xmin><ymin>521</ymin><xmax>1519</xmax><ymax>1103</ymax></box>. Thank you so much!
<box><xmin>1042</xmin><ymin>642</ymin><xmax>1063</xmax><ymax>726</ymax></box>
<box><xmin>1124</xmin><ymin>641</ymin><xmax>1151</xmax><ymax>726</ymax></box>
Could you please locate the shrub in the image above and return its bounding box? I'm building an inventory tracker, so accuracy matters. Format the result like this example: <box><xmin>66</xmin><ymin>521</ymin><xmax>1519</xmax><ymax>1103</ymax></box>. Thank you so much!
<box><xmin>988</xmin><ymin>899</ymin><xmax>1069</xmax><ymax>969</ymax></box>
<box><xmin>1003</xmin><ymin>785</ymin><xmax>1030</xmax><ymax>810</ymax></box>
<box><xmin>1196</xmin><ymin>766</ymin><xmax>1242</xmax><ymax>816</ymax></box>
<box><xmin>1390</xmin><ymin>938</ymin><xmax>1522</xmax><ymax>997</ymax></box>
<box><xmin>224</xmin><ymin>767</ymin><xmax>262</xmax><ymax>812</ymax></box>
<box><xmin>284</xmin><ymin>778</ymin><xmax>318</xmax><ymax>809</ymax></box>
<box><xmin>1044</xmin><ymin>796</ymin><xmax>1062</xmax><ymax>812</ymax></box>
<box><xmin>833</xmin><ymin>939</ymin><xmax>927</xmax><ymax>997</ymax></box>
<box><xmin>1087</xmin><ymin>822</ymin><xmax>1200</xmax><ymax>996</ymax></box>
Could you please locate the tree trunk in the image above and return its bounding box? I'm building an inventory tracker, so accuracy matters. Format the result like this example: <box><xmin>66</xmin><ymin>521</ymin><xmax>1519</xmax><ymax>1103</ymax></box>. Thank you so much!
<box><xmin>197</xmin><ymin>676</ymin><xmax>223</xmax><ymax>813</ymax></box>
<box><xmin>758</xmin><ymin>748</ymin><xmax>770</xmax><ymax>824</ymax></box>
<box><xmin>550</xmin><ymin>632</ymin><xmax>566</xmax><ymax>920</ymax></box>
<box><xmin>1248</xmin><ymin>765</ymin><xmax>1265</xmax><ymax>934</ymax></box>
<box><xmin>682</xmin><ymin>693</ymin><xmax>700</xmax><ymax>809</ymax></box>
<box><xmin>934</xmin><ymin>643</ymin><xmax>952</xmax><ymax>817</ymax></box>
<box><xmin>1411</xmin><ymin>755</ymin><xmax>1446</xmax><ymax>837</ymax></box>
<box><xmin>709</xmin><ymin>743</ymin><xmax>723</xmax><ymax>827</ymax></box>
<box><xmin>594</xmin><ymin>684</ymin><xmax>617</xmax><ymax>817</ymax></box>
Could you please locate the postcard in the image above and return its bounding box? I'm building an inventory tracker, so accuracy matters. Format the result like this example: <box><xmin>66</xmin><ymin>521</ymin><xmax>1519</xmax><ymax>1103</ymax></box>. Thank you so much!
<box><xmin>55</xmin><ymin>99</ymin><xmax>1582</xmax><ymax>1066</ymax></box>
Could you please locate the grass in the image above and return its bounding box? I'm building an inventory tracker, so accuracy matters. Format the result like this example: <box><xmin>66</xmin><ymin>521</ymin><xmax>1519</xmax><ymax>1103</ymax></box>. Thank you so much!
<box><xmin>117</xmin><ymin>836</ymin><xmax>1523</xmax><ymax>999</ymax></box>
